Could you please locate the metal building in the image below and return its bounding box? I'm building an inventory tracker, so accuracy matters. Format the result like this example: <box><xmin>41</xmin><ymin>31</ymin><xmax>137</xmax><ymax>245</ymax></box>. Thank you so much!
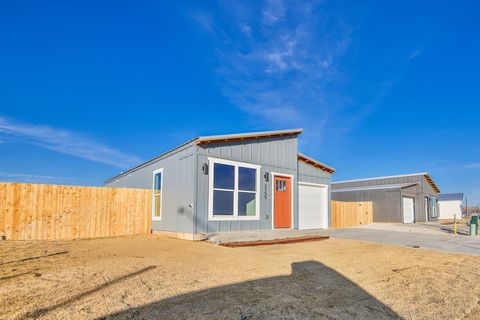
<box><xmin>331</xmin><ymin>173</ymin><xmax>440</xmax><ymax>223</ymax></box>
<box><xmin>105</xmin><ymin>129</ymin><xmax>335</xmax><ymax>239</ymax></box>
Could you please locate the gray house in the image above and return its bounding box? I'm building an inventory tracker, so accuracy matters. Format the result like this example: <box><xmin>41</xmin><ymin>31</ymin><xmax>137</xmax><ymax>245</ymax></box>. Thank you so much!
<box><xmin>331</xmin><ymin>173</ymin><xmax>440</xmax><ymax>223</ymax></box>
<box><xmin>105</xmin><ymin>129</ymin><xmax>335</xmax><ymax>239</ymax></box>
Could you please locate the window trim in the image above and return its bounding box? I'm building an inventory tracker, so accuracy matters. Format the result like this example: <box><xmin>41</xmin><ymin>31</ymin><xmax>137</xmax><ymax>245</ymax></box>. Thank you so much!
<box><xmin>152</xmin><ymin>168</ymin><xmax>163</xmax><ymax>221</ymax></box>
<box><xmin>208</xmin><ymin>157</ymin><xmax>261</xmax><ymax>221</ymax></box>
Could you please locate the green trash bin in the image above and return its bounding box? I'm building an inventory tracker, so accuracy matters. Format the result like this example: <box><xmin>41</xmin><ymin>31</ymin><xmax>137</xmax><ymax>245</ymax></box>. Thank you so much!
<box><xmin>470</xmin><ymin>215</ymin><xmax>479</xmax><ymax>236</ymax></box>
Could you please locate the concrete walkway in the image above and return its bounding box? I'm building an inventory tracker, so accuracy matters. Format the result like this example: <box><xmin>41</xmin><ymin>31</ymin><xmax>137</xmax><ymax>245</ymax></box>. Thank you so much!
<box><xmin>207</xmin><ymin>224</ymin><xmax>480</xmax><ymax>256</ymax></box>
<box><xmin>207</xmin><ymin>229</ymin><xmax>330</xmax><ymax>244</ymax></box>
<box><xmin>325</xmin><ymin>228</ymin><xmax>480</xmax><ymax>256</ymax></box>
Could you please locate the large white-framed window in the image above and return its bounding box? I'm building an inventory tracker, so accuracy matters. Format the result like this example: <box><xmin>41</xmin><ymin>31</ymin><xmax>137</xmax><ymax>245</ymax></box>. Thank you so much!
<box><xmin>208</xmin><ymin>157</ymin><xmax>261</xmax><ymax>221</ymax></box>
<box><xmin>152</xmin><ymin>168</ymin><xmax>163</xmax><ymax>221</ymax></box>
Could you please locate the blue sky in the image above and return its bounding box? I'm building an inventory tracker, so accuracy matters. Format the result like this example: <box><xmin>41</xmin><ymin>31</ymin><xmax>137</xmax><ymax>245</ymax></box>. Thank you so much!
<box><xmin>1</xmin><ymin>1</ymin><xmax>479</xmax><ymax>204</ymax></box>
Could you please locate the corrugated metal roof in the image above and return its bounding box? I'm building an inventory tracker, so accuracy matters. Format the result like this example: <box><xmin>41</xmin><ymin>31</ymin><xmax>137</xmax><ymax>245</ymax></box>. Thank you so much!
<box><xmin>332</xmin><ymin>183</ymin><xmax>419</xmax><ymax>193</ymax></box>
<box><xmin>195</xmin><ymin>128</ymin><xmax>303</xmax><ymax>145</ymax></box>
<box><xmin>332</xmin><ymin>172</ymin><xmax>440</xmax><ymax>194</ymax></box>
<box><xmin>438</xmin><ymin>193</ymin><xmax>464</xmax><ymax>201</ymax></box>
<box><xmin>105</xmin><ymin>129</ymin><xmax>303</xmax><ymax>184</ymax></box>
<box><xmin>332</xmin><ymin>173</ymin><xmax>429</xmax><ymax>184</ymax></box>
<box><xmin>298</xmin><ymin>152</ymin><xmax>336</xmax><ymax>173</ymax></box>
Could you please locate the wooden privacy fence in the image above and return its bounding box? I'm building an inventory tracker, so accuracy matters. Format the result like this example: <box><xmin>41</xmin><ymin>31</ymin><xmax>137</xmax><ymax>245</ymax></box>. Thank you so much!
<box><xmin>0</xmin><ymin>183</ymin><xmax>152</xmax><ymax>240</ymax></box>
<box><xmin>331</xmin><ymin>201</ymin><xmax>373</xmax><ymax>228</ymax></box>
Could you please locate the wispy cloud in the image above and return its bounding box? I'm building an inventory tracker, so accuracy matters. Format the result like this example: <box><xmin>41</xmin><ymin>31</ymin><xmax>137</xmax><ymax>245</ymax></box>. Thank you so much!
<box><xmin>407</xmin><ymin>49</ymin><xmax>422</xmax><ymax>61</ymax></box>
<box><xmin>0</xmin><ymin>172</ymin><xmax>94</xmax><ymax>185</ymax></box>
<box><xmin>262</xmin><ymin>0</ymin><xmax>286</xmax><ymax>25</ymax></box>
<box><xmin>466</xmin><ymin>163</ymin><xmax>480</xmax><ymax>169</ymax></box>
<box><xmin>187</xmin><ymin>0</ymin><xmax>379</xmax><ymax>151</ymax></box>
<box><xmin>0</xmin><ymin>117</ymin><xmax>140</xmax><ymax>168</ymax></box>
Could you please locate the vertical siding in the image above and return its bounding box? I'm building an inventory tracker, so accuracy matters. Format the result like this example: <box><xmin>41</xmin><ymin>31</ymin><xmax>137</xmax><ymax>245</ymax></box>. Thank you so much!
<box><xmin>298</xmin><ymin>161</ymin><xmax>331</xmax><ymax>184</ymax></box>
<box><xmin>195</xmin><ymin>136</ymin><xmax>298</xmax><ymax>234</ymax></box>
<box><xmin>105</xmin><ymin>144</ymin><xmax>196</xmax><ymax>233</ymax></box>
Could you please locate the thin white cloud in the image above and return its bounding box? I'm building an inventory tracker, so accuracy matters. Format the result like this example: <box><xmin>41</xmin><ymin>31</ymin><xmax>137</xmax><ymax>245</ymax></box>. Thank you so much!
<box><xmin>466</xmin><ymin>163</ymin><xmax>480</xmax><ymax>169</ymax></box>
<box><xmin>408</xmin><ymin>49</ymin><xmax>422</xmax><ymax>61</ymax></box>
<box><xmin>0</xmin><ymin>117</ymin><xmax>140</xmax><ymax>168</ymax></box>
<box><xmin>262</xmin><ymin>0</ymin><xmax>286</xmax><ymax>25</ymax></box>
<box><xmin>0</xmin><ymin>172</ymin><xmax>94</xmax><ymax>184</ymax></box>
<box><xmin>189</xmin><ymin>0</ymin><xmax>357</xmax><ymax>151</ymax></box>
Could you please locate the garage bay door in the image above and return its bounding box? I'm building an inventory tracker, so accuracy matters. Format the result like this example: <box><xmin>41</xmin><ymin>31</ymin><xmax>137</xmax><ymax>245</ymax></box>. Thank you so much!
<box><xmin>402</xmin><ymin>196</ymin><xmax>415</xmax><ymax>224</ymax></box>
<box><xmin>298</xmin><ymin>182</ymin><xmax>328</xmax><ymax>230</ymax></box>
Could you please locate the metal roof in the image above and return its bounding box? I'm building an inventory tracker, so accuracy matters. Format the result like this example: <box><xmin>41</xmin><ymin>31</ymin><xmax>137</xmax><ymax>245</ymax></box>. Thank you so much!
<box><xmin>298</xmin><ymin>152</ymin><xmax>336</xmax><ymax>173</ymax></box>
<box><xmin>332</xmin><ymin>172</ymin><xmax>441</xmax><ymax>193</ymax></box>
<box><xmin>105</xmin><ymin>129</ymin><xmax>303</xmax><ymax>184</ymax></box>
<box><xmin>332</xmin><ymin>183</ymin><xmax>419</xmax><ymax>193</ymax></box>
<box><xmin>438</xmin><ymin>193</ymin><xmax>464</xmax><ymax>201</ymax></box>
<box><xmin>332</xmin><ymin>172</ymin><xmax>429</xmax><ymax>184</ymax></box>
<box><xmin>195</xmin><ymin>128</ymin><xmax>303</xmax><ymax>145</ymax></box>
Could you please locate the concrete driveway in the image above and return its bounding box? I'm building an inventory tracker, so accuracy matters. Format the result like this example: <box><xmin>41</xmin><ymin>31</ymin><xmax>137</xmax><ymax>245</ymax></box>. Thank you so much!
<box><xmin>326</xmin><ymin>227</ymin><xmax>480</xmax><ymax>256</ymax></box>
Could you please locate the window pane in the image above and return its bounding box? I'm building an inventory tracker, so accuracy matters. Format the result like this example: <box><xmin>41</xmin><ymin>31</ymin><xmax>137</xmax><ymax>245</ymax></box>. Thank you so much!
<box><xmin>238</xmin><ymin>192</ymin><xmax>256</xmax><ymax>216</ymax></box>
<box><xmin>213</xmin><ymin>190</ymin><xmax>234</xmax><ymax>215</ymax></box>
<box><xmin>154</xmin><ymin>195</ymin><xmax>161</xmax><ymax>217</ymax></box>
<box><xmin>154</xmin><ymin>172</ymin><xmax>162</xmax><ymax>194</ymax></box>
<box><xmin>213</xmin><ymin>163</ymin><xmax>234</xmax><ymax>190</ymax></box>
<box><xmin>238</xmin><ymin>167</ymin><xmax>256</xmax><ymax>191</ymax></box>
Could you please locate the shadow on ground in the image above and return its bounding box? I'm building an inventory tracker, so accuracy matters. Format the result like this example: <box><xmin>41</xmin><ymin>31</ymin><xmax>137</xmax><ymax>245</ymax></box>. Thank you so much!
<box><xmin>101</xmin><ymin>261</ymin><xmax>401</xmax><ymax>320</ymax></box>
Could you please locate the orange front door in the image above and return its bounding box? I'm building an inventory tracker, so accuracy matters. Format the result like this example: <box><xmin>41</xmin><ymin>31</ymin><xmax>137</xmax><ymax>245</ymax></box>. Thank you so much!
<box><xmin>274</xmin><ymin>176</ymin><xmax>292</xmax><ymax>228</ymax></box>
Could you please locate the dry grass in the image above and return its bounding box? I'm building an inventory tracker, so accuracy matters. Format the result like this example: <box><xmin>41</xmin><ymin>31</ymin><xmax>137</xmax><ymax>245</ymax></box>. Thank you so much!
<box><xmin>1</xmin><ymin>235</ymin><xmax>479</xmax><ymax>319</ymax></box>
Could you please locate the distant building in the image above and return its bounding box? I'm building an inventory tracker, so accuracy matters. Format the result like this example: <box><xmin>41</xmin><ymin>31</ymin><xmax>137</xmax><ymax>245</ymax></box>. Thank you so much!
<box><xmin>437</xmin><ymin>193</ymin><xmax>463</xmax><ymax>220</ymax></box>
<box><xmin>331</xmin><ymin>173</ymin><xmax>441</xmax><ymax>223</ymax></box>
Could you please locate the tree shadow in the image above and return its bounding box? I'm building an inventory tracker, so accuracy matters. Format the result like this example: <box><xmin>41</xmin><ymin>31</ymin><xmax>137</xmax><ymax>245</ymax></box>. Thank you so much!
<box><xmin>101</xmin><ymin>261</ymin><xmax>401</xmax><ymax>320</ymax></box>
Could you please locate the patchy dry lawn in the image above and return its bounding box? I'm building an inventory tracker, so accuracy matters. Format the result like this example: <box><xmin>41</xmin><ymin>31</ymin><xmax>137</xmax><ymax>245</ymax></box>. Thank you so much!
<box><xmin>1</xmin><ymin>235</ymin><xmax>479</xmax><ymax>319</ymax></box>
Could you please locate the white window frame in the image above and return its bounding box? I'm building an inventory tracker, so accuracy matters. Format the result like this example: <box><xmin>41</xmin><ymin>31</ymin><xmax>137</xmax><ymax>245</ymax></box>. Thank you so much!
<box><xmin>208</xmin><ymin>157</ymin><xmax>261</xmax><ymax>221</ymax></box>
<box><xmin>152</xmin><ymin>168</ymin><xmax>163</xmax><ymax>221</ymax></box>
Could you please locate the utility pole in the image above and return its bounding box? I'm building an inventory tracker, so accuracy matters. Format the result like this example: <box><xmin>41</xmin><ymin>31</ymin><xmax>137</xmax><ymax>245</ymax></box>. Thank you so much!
<box><xmin>466</xmin><ymin>196</ymin><xmax>468</xmax><ymax>217</ymax></box>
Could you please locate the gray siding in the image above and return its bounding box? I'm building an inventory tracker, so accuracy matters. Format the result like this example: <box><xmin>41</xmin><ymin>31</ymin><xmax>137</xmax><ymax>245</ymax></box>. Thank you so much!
<box><xmin>105</xmin><ymin>144</ymin><xmax>196</xmax><ymax>233</ymax></box>
<box><xmin>298</xmin><ymin>161</ymin><xmax>331</xmax><ymax>185</ymax></box>
<box><xmin>195</xmin><ymin>136</ymin><xmax>298</xmax><ymax>234</ymax></box>
<box><xmin>332</xmin><ymin>175</ymin><xmax>439</xmax><ymax>223</ymax></box>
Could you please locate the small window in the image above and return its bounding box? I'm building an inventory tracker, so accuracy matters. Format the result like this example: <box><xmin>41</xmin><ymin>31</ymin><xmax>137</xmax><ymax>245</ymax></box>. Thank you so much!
<box><xmin>208</xmin><ymin>158</ymin><xmax>260</xmax><ymax>221</ymax></box>
<box><xmin>152</xmin><ymin>169</ymin><xmax>163</xmax><ymax>219</ymax></box>
<box><xmin>275</xmin><ymin>180</ymin><xmax>286</xmax><ymax>191</ymax></box>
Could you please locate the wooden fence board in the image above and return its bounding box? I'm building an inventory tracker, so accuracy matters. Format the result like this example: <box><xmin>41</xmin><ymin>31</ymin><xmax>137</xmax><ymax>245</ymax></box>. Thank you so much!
<box><xmin>0</xmin><ymin>183</ymin><xmax>152</xmax><ymax>240</ymax></box>
<box><xmin>331</xmin><ymin>201</ymin><xmax>373</xmax><ymax>228</ymax></box>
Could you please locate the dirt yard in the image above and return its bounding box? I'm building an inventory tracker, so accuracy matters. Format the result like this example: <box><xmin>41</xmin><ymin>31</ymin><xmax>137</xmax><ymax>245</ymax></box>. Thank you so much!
<box><xmin>1</xmin><ymin>235</ymin><xmax>480</xmax><ymax>320</ymax></box>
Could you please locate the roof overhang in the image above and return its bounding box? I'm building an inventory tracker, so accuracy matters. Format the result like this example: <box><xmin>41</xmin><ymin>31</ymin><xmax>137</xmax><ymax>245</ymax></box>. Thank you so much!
<box><xmin>298</xmin><ymin>152</ymin><xmax>336</xmax><ymax>174</ymax></box>
<box><xmin>195</xmin><ymin>128</ymin><xmax>303</xmax><ymax>145</ymax></box>
<box><xmin>424</xmin><ymin>174</ymin><xmax>441</xmax><ymax>193</ymax></box>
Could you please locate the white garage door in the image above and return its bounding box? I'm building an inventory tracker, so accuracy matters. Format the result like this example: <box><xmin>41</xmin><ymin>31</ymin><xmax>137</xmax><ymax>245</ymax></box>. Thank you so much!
<box><xmin>298</xmin><ymin>182</ymin><xmax>328</xmax><ymax>230</ymax></box>
<box><xmin>402</xmin><ymin>196</ymin><xmax>415</xmax><ymax>224</ymax></box>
